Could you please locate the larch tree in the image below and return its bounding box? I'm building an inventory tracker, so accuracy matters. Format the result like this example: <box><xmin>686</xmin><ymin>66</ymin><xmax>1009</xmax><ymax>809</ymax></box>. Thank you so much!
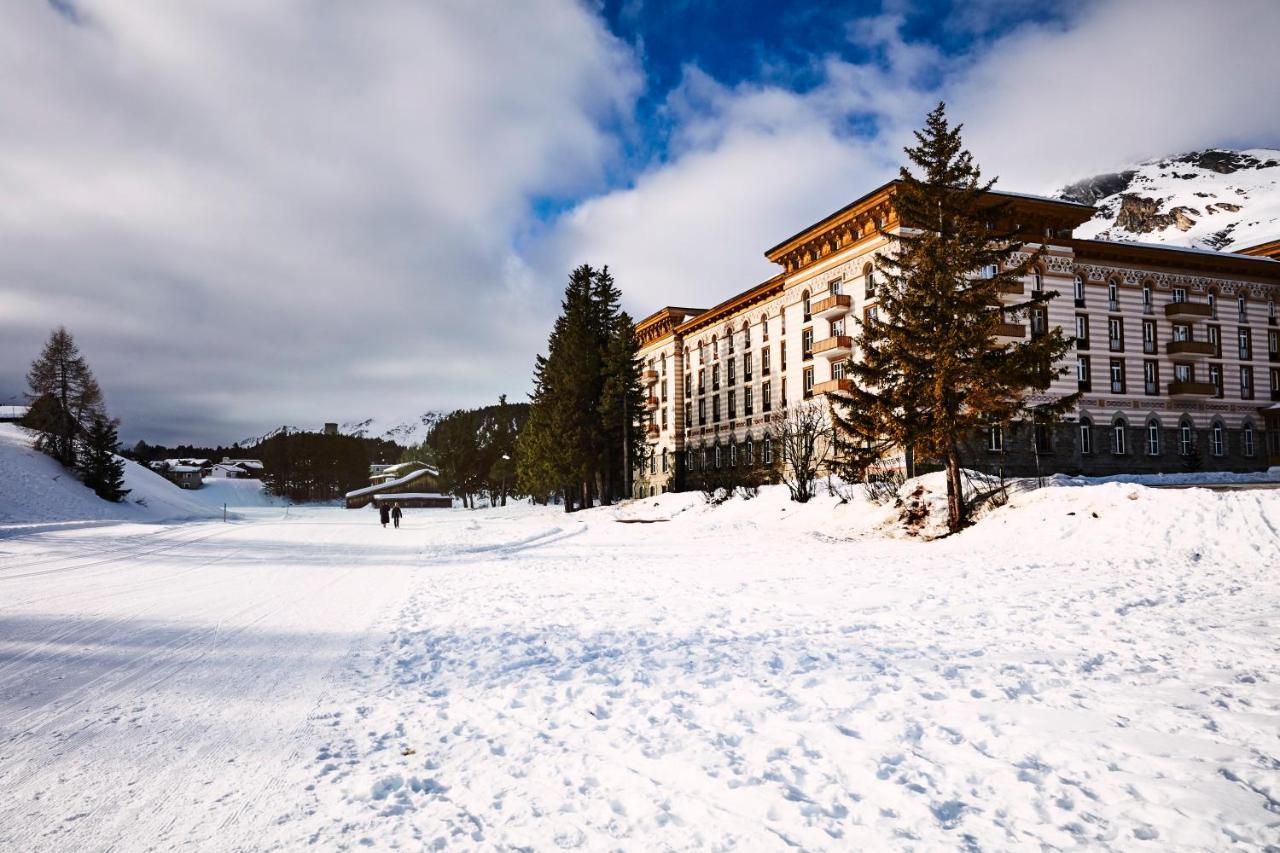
<box><xmin>831</xmin><ymin>102</ymin><xmax>1077</xmax><ymax>532</ymax></box>
<box><xmin>24</xmin><ymin>326</ymin><xmax>106</xmax><ymax>467</ymax></box>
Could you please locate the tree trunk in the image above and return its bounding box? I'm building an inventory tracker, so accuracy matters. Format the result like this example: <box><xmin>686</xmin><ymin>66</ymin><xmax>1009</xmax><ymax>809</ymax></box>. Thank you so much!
<box><xmin>945</xmin><ymin>442</ymin><xmax>965</xmax><ymax>533</ymax></box>
<box><xmin>597</xmin><ymin>470</ymin><xmax>609</xmax><ymax>507</ymax></box>
<box><xmin>563</xmin><ymin>486</ymin><xmax>574</xmax><ymax>513</ymax></box>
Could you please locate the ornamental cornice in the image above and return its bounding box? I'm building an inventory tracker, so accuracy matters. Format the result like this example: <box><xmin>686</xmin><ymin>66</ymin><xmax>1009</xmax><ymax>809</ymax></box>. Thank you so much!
<box><xmin>1072</xmin><ymin>263</ymin><xmax>1276</xmax><ymax>298</ymax></box>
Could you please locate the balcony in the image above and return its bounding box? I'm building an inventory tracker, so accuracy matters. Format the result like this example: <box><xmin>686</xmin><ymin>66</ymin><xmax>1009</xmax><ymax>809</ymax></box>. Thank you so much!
<box><xmin>641</xmin><ymin>369</ymin><xmax>658</xmax><ymax>384</ymax></box>
<box><xmin>994</xmin><ymin>322</ymin><xmax>1026</xmax><ymax>340</ymax></box>
<box><xmin>1167</xmin><ymin>381</ymin><xmax>1217</xmax><ymax>398</ymax></box>
<box><xmin>811</xmin><ymin>294</ymin><xmax>851</xmax><ymax>319</ymax></box>
<box><xmin>813</xmin><ymin>335</ymin><xmax>853</xmax><ymax>359</ymax></box>
<box><xmin>1166</xmin><ymin>340</ymin><xmax>1215</xmax><ymax>359</ymax></box>
<box><xmin>813</xmin><ymin>378</ymin><xmax>853</xmax><ymax>396</ymax></box>
<box><xmin>1165</xmin><ymin>301</ymin><xmax>1212</xmax><ymax>320</ymax></box>
<box><xmin>997</xmin><ymin>280</ymin><xmax>1024</xmax><ymax>294</ymax></box>
<box><xmin>644</xmin><ymin>396</ymin><xmax>659</xmax><ymax>411</ymax></box>
<box><xmin>645</xmin><ymin>424</ymin><xmax>659</xmax><ymax>439</ymax></box>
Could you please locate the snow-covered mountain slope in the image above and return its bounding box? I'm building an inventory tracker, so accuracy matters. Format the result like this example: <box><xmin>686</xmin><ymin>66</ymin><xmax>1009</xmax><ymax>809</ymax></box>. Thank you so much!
<box><xmin>1058</xmin><ymin>148</ymin><xmax>1280</xmax><ymax>253</ymax></box>
<box><xmin>0</xmin><ymin>424</ymin><xmax>218</xmax><ymax>525</ymax></box>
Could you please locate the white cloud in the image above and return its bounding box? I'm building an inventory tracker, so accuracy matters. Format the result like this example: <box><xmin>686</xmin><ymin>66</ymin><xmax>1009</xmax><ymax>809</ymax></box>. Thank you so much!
<box><xmin>533</xmin><ymin>0</ymin><xmax>1280</xmax><ymax>322</ymax></box>
<box><xmin>0</xmin><ymin>0</ymin><xmax>640</xmax><ymax>443</ymax></box>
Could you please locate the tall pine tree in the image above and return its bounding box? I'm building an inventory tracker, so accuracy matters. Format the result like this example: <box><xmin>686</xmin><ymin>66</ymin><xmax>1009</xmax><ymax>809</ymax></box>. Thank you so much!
<box><xmin>831</xmin><ymin>103</ymin><xmax>1077</xmax><ymax>532</ymax></box>
<box><xmin>24</xmin><ymin>327</ymin><xmax>106</xmax><ymax>466</ymax></box>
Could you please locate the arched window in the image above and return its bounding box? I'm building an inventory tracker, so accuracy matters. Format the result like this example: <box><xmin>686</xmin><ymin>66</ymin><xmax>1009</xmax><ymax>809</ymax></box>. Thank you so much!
<box><xmin>1113</xmin><ymin>417</ymin><xmax>1128</xmax><ymax>455</ymax></box>
<box><xmin>714</xmin><ymin>443</ymin><xmax>722</xmax><ymax>469</ymax></box>
<box><xmin>1238</xmin><ymin>294</ymin><xmax>1248</xmax><ymax>322</ymax></box>
<box><xmin>1142</xmin><ymin>284</ymin><xmax>1153</xmax><ymax>312</ymax></box>
<box><xmin>1179</xmin><ymin>420</ymin><xmax>1194</xmax><ymax>456</ymax></box>
<box><xmin>763</xmin><ymin>436</ymin><xmax>774</xmax><ymax>465</ymax></box>
<box><xmin>746</xmin><ymin>436</ymin><xmax>754</xmax><ymax>465</ymax></box>
<box><xmin>1079</xmin><ymin>417</ymin><xmax>1093</xmax><ymax>455</ymax></box>
<box><xmin>802</xmin><ymin>290</ymin><xmax>811</xmax><ymax>321</ymax></box>
<box><xmin>711</xmin><ymin>335</ymin><xmax>718</xmax><ymax>360</ymax></box>
<box><xmin>742</xmin><ymin>321</ymin><xmax>751</xmax><ymax>348</ymax></box>
<box><xmin>1243</xmin><ymin>422</ymin><xmax>1256</xmax><ymax>457</ymax></box>
<box><xmin>761</xmin><ymin>315</ymin><xmax>769</xmax><ymax>341</ymax></box>
<box><xmin>864</xmin><ymin>263</ymin><xmax>876</xmax><ymax>298</ymax></box>
<box><xmin>726</xmin><ymin>327</ymin><xmax>735</xmax><ymax>354</ymax></box>
<box><xmin>1108</xmin><ymin>279</ymin><xmax>1119</xmax><ymax>309</ymax></box>
<box><xmin>1032</xmin><ymin>270</ymin><xmax>1043</xmax><ymax>292</ymax></box>
<box><xmin>1207</xmin><ymin>289</ymin><xmax>1217</xmax><ymax>316</ymax></box>
<box><xmin>1146</xmin><ymin>419</ymin><xmax>1160</xmax><ymax>456</ymax></box>
<box><xmin>1074</xmin><ymin>275</ymin><xmax>1085</xmax><ymax>304</ymax></box>
<box><xmin>729</xmin><ymin>442</ymin><xmax>737</xmax><ymax>467</ymax></box>
<box><xmin>1211</xmin><ymin>420</ymin><xmax>1225</xmax><ymax>456</ymax></box>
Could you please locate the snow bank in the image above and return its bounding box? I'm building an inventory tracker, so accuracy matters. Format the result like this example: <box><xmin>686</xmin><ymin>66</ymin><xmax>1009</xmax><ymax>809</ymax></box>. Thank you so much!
<box><xmin>186</xmin><ymin>477</ymin><xmax>287</xmax><ymax>509</ymax></box>
<box><xmin>0</xmin><ymin>423</ymin><xmax>218</xmax><ymax>526</ymax></box>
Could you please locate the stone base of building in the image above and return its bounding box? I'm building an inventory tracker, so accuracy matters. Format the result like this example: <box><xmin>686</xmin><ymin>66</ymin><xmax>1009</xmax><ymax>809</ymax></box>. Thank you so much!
<box><xmin>960</xmin><ymin>422</ymin><xmax>1271</xmax><ymax>479</ymax></box>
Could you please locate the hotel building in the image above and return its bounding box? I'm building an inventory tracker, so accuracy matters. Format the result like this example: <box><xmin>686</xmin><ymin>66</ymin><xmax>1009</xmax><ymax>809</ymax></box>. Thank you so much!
<box><xmin>632</xmin><ymin>181</ymin><xmax>1280</xmax><ymax>496</ymax></box>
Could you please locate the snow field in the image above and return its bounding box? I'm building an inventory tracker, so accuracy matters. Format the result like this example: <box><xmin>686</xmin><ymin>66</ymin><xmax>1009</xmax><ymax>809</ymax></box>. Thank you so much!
<box><xmin>0</xmin><ymin>481</ymin><xmax>1277</xmax><ymax>850</ymax></box>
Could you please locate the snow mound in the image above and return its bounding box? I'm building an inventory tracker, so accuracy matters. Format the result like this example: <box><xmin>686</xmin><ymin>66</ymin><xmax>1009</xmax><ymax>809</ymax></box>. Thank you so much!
<box><xmin>0</xmin><ymin>423</ymin><xmax>219</xmax><ymax>526</ymax></box>
<box><xmin>187</xmin><ymin>477</ymin><xmax>287</xmax><ymax>509</ymax></box>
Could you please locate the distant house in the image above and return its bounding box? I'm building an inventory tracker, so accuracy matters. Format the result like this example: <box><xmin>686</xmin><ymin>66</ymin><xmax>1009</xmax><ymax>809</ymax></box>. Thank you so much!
<box><xmin>368</xmin><ymin>460</ymin><xmax>428</xmax><ymax>486</ymax></box>
<box><xmin>215</xmin><ymin>458</ymin><xmax>263</xmax><ymax>479</ymax></box>
<box><xmin>160</xmin><ymin>465</ymin><xmax>203</xmax><ymax>490</ymax></box>
<box><xmin>0</xmin><ymin>405</ymin><xmax>29</xmax><ymax>423</ymax></box>
<box><xmin>345</xmin><ymin>466</ymin><xmax>447</xmax><ymax>509</ymax></box>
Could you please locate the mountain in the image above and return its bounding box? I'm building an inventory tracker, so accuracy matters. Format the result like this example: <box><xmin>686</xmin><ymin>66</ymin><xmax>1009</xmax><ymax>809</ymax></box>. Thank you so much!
<box><xmin>1057</xmin><ymin>148</ymin><xmax>1280</xmax><ymax>253</ymax></box>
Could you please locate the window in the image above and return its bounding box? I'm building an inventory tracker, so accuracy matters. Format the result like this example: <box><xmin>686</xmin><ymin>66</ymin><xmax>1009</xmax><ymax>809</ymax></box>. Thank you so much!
<box><xmin>699</xmin><ymin>341</ymin><xmax>707</xmax><ymax>363</ymax></box>
<box><xmin>980</xmin><ymin>263</ymin><xmax>998</xmax><ymax>279</ymax></box>
<box><xmin>832</xmin><ymin>360</ymin><xmax>846</xmax><ymax>380</ymax></box>
<box><xmin>685</xmin><ymin>372</ymin><xmax>692</xmax><ymax>398</ymax></box>
<box><xmin>1142</xmin><ymin>319</ymin><xmax>1157</xmax><ymax>354</ymax></box>
<box><xmin>1174</xmin><ymin>363</ymin><xmax>1192</xmax><ymax>383</ymax></box>
<box><xmin>1076</xmin><ymin>315</ymin><xmax>1090</xmax><ymax>348</ymax></box>
<box><xmin>1208</xmin><ymin>291</ymin><xmax>1218</xmax><ymax>317</ymax></box>
<box><xmin>1142</xmin><ymin>286</ymin><xmax>1153</xmax><ymax>314</ymax></box>
<box><xmin>1109</xmin><ymin>359</ymin><xmax>1125</xmax><ymax>394</ymax></box>
<box><xmin>730</xmin><ymin>442</ymin><xmax>737</xmax><ymax>467</ymax></box>
<box><xmin>743</xmin><ymin>322</ymin><xmax>751</xmax><ymax>349</ymax></box>
<box><xmin>727</xmin><ymin>359</ymin><xmax>736</xmax><ymax>385</ymax></box>
<box><xmin>1211</xmin><ymin>422</ymin><xmax>1225</xmax><ymax>456</ymax></box>
<box><xmin>685</xmin><ymin>402</ymin><xmax>692</xmax><ymax>428</ymax></box>
<box><xmin>1243</xmin><ymin>423</ymin><xmax>1255</xmax><ymax>457</ymax></box>
<box><xmin>698</xmin><ymin>368</ymin><xmax>706</xmax><ymax>394</ymax></box>
<box><xmin>1108</xmin><ymin>317</ymin><xmax>1124</xmax><ymax>351</ymax></box>
<box><xmin>1173</xmin><ymin>287</ymin><xmax>1187</xmax><ymax>304</ymax></box>
<box><xmin>1077</xmin><ymin>355</ymin><xmax>1091</xmax><ymax>390</ymax></box>
<box><xmin>762</xmin><ymin>380</ymin><xmax>772</xmax><ymax>412</ymax></box>
<box><xmin>1032</xmin><ymin>271</ymin><xmax>1043</xmax><ymax>292</ymax></box>
<box><xmin>726</xmin><ymin>329</ymin><xmax>735</xmax><ymax>355</ymax></box>
<box><xmin>649</xmin><ymin>452</ymin><xmax>656</xmax><ymax>474</ymax></box>
<box><xmin>1113</xmin><ymin>418</ymin><xmax>1127</xmax><ymax>455</ymax></box>
<box><xmin>761</xmin><ymin>347</ymin><xmax>771</xmax><ymax>375</ymax></box>
<box><xmin>829</xmin><ymin>277</ymin><xmax>843</xmax><ymax>295</ymax></box>
<box><xmin>831</xmin><ymin>317</ymin><xmax>844</xmax><ymax>337</ymax></box>
<box><xmin>761</xmin><ymin>316</ymin><xmax>769</xmax><ymax>341</ymax></box>
<box><xmin>803</xmin><ymin>367</ymin><xmax>815</xmax><ymax>398</ymax></box>
<box><xmin>1146</xmin><ymin>420</ymin><xmax>1160</xmax><ymax>456</ymax></box>
<box><xmin>712</xmin><ymin>364</ymin><xmax>720</xmax><ymax>391</ymax></box>
<box><xmin>864</xmin><ymin>263</ymin><xmax>876</xmax><ymax>298</ymax></box>
<box><xmin>1273</xmin><ymin>366</ymin><xmax>1280</xmax><ymax>395</ymax></box>
<box><xmin>1208</xmin><ymin>324</ymin><xmax>1221</xmax><ymax>357</ymax></box>
<box><xmin>746</xmin><ymin>437</ymin><xmax>754</xmax><ymax>465</ymax></box>
<box><xmin>1270</xmin><ymin>299</ymin><xmax>1277</xmax><ymax>322</ymax></box>
<box><xmin>987</xmin><ymin>425</ymin><xmax>1003</xmax><ymax>452</ymax></box>
<box><xmin>727</xmin><ymin>390</ymin><xmax>736</xmax><ymax>419</ymax></box>
<box><xmin>1073</xmin><ymin>275</ymin><xmax>1085</xmax><ymax>305</ymax></box>
<box><xmin>1179</xmin><ymin>421</ymin><xmax>1193</xmax><ymax>456</ymax></box>
<box><xmin>1172</xmin><ymin>323</ymin><xmax>1190</xmax><ymax>343</ymax></box>
<box><xmin>1269</xmin><ymin>329</ymin><xmax>1278</xmax><ymax>358</ymax></box>
<box><xmin>1143</xmin><ymin>359</ymin><xmax>1159</xmax><ymax>395</ymax></box>
<box><xmin>781</xmin><ymin>377</ymin><xmax>788</xmax><ymax>404</ymax></box>
<box><xmin>1034</xmin><ymin>421</ymin><xmax>1052</xmax><ymax>455</ymax></box>
<box><xmin>802</xmin><ymin>290</ymin><xmax>811</xmax><ymax>321</ymax></box>
<box><xmin>1108</xmin><ymin>280</ymin><xmax>1119</xmax><ymax>310</ymax></box>
<box><xmin>1238</xmin><ymin>295</ymin><xmax>1248</xmax><ymax>322</ymax></box>
<box><xmin>660</xmin><ymin>408</ymin><xmax>667</xmax><ymax>430</ymax></box>
<box><xmin>865</xmin><ymin>305</ymin><xmax>880</xmax><ymax>327</ymax></box>
<box><xmin>697</xmin><ymin>398</ymin><xmax>706</xmax><ymax>425</ymax></box>
<box><xmin>660</xmin><ymin>379</ymin><xmax>668</xmax><ymax>402</ymax></box>
<box><xmin>1079</xmin><ymin>417</ymin><xmax>1093</xmax><ymax>455</ymax></box>
<box><xmin>1030</xmin><ymin>307</ymin><xmax>1048</xmax><ymax>337</ymax></box>
<box><xmin>743</xmin><ymin>353</ymin><xmax>753</xmax><ymax>382</ymax></box>
<box><xmin>780</xmin><ymin>341</ymin><xmax>788</xmax><ymax>371</ymax></box>
<box><xmin>1241</xmin><ymin>365</ymin><xmax>1254</xmax><ymax>399</ymax></box>
<box><xmin>763</xmin><ymin>436</ymin><xmax>774</xmax><ymax>465</ymax></box>
<box><xmin>802</xmin><ymin>328</ymin><xmax>813</xmax><ymax>359</ymax></box>
<box><xmin>1209</xmin><ymin>364</ymin><xmax>1223</xmax><ymax>398</ymax></box>
<box><xmin>744</xmin><ymin>386</ymin><xmax>754</xmax><ymax>416</ymax></box>
<box><xmin>714</xmin><ymin>444</ymin><xmax>721</xmax><ymax>469</ymax></box>
<box><xmin>1238</xmin><ymin>328</ymin><xmax>1252</xmax><ymax>360</ymax></box>
<box><xmin>711</xmin><ymin>335</ymin><xmax>718</xmax><ymax>360</ymax></box>
<box><xmin>661</xmin><ymin>448</ymin><xmax>667</xmax><ymax>472</ymax></box>
<box><xmin>712</xmin><ymin>394</ymin><xmax>721</xmax><ymax>423</ymax></box>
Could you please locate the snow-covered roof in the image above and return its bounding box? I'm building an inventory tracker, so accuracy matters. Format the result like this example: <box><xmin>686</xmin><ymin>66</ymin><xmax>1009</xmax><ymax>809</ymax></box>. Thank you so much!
<box><xmin>167</xmin><ymin>465</ymin><xmax>203</xmax><ymax>473</ymax></box>
<box><xmin>222</xmin><ymin>458</ymin><xmax>263</xmax><ymax>468</ymax></box>
<box><xmin>373</xmin><ymin>493</ymin><xmax>449</xmax><ymax>500</ymax></box>
<box><xmin>345</xmin><ymin>466</ymin><xmax>438</xmax><ymax>499</ymax></box>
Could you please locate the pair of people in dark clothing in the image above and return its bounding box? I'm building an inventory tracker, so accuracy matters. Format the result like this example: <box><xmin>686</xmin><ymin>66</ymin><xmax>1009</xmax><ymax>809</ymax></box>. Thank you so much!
<box><xmin>378</xmin><ymin>502</ymin><xmax>403</xmax><ymax>528</ymax></box>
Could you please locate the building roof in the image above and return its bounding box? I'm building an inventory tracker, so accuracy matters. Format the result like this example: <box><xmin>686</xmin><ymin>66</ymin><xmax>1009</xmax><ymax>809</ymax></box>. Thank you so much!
<box><xmin>675</xmin><ymin>273</ymin><xmax>786</xmax><ymax>337</ymax></box>
<box><xmin>345</xmin><ymin>466</ymin><xmax>439</xmax><ymax>500</ymax></box>
<box><xmin>1238</xmin><ymin>236</ymin><xmax>1280</xmax><ymax>260</ymax></box>
<box><xmin>1070</xmin><ymin>238</ymin><xmax>1280</xmax><ymax>280</ymax></box>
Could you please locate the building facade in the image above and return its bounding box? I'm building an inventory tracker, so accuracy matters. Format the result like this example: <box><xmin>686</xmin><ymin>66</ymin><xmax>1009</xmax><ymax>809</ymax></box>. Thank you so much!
<box><xmin>632</xmin><ymin>182</ymin><xmax>1280</xmax><ymax>496</ymax></box>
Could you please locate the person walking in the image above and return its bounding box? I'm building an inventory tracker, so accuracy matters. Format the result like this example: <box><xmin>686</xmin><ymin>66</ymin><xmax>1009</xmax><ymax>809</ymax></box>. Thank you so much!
<box><xmin>391</xmin><ymin>502</ymin><xmax>403</xmax><ymax>529</ymax></box>
<box><xmin>378</xmin><ymin>503</ymin><xmax>390</xmax><ymax>528</ymax></box>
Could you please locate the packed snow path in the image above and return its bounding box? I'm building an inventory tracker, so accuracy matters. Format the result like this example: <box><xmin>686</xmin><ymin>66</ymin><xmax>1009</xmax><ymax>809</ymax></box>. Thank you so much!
<box><xmin>1</xmin><ymin>485</ymin><xmax>1278</xmax><ymax>850</ymax></box>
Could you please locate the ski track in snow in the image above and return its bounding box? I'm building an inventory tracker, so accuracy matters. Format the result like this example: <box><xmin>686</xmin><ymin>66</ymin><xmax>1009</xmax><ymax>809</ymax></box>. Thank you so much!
<box><xmin>1</xmin><ymin>485</ymin><xmax>1279</xmax><ymax>851</ymax></box>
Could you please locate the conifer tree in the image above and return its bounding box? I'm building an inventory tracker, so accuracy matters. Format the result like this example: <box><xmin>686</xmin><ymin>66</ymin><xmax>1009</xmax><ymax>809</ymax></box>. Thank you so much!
<box><xmin>831</xmin><ymin>103</ymin><xmax>1077</xmax><ymax>532</ymax></box>
<box><xmin>599</xmin><ymin>309</ymin><xmax>644</xmax><ymax>501</ymax></box>
<box><xmin>24</xmin><ymin>326</ymin><xmax>106</xmax><ymax>466</ymax></box>
<box><xmin>78</xmin><ymin>416</ymin><xmax>130</xmax><ymax>502</ymax></box>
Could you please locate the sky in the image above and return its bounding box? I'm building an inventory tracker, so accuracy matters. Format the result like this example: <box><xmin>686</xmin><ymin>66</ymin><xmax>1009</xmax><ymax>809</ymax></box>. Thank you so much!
<box><xmin>2</xmin><ymin>0</ymin><xmax>1279</xmax><ymax>445</ymax></box>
